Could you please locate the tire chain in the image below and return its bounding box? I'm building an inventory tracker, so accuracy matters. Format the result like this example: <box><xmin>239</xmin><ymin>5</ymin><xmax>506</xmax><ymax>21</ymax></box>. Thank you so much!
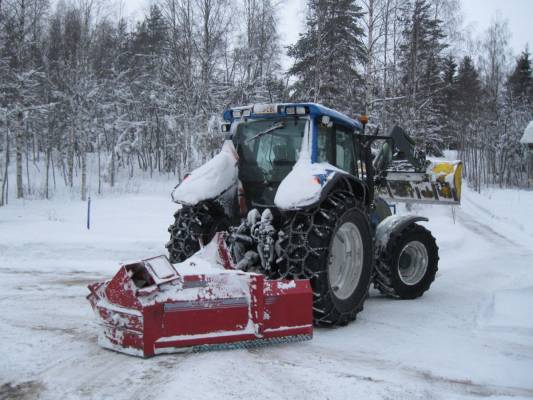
<box><xmin>166</xmin><ymin>201</ymin><xmax>222</xmax><ymax>263</ymax></box>
<box><xmin>275</xmin><ymin>191</ymin><xmax>356</xmax><ymax>279</ymax></box>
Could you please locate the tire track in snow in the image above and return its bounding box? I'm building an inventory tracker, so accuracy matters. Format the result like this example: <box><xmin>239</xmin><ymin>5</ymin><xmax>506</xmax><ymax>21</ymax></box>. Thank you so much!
<box><xmin>248</xmin><ymin>344</ymin><xmax>533</xmax><ymax>399</ymax></box>
<box><xmin>458</xmin><ymin>197</ymin><xmax>532</xmax><ymax>254</ymax></box>
<box><xmin>455</xmin><ymin>207</ymin><xmax>523</xmax><ymax>250</ymax></box>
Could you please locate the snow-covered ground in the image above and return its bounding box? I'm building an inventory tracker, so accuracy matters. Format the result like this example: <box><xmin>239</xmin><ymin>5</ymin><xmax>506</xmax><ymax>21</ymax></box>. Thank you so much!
<box><xmin>1</xmin><ymin>183</ymin><xmax>532</xmax><ymax>400</ymax></box>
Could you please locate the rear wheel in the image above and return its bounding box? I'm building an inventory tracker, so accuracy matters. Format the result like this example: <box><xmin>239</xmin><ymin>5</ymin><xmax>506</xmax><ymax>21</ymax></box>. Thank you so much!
<box><xmin>166</xmin><ymin>202</ymin><xmax>228</xmax><ymax>263</ymax></box>
<box><xmin>374</xmin><ymin>223</ymin><xmax>439</xmax><ymax>299</ymax></box>
<box><xmin>278</xmin><ymin>192</ymin><xmax>373</xmax><ymax>326</ymax></box>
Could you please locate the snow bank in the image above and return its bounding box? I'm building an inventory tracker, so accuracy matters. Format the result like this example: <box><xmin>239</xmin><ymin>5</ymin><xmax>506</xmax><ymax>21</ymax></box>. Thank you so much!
<box><xmin>460</xmin><ymin>185</ymin><xmax>533</xmax><ymax>248</ymax></box>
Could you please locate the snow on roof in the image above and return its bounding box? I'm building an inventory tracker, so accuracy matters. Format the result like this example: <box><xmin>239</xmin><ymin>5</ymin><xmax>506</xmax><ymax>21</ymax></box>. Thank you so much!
<box><xmin>520</xmin><ymin>121</ymin><xmax>533</xmax><ymax>144</ymax></box>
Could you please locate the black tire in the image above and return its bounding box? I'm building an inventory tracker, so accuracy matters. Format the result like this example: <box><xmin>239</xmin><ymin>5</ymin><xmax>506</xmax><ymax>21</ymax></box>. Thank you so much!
<box><xmin>278</xmin><ymin>191</ymin><xmax>373</xmax><ymax>326</ymax></box>
<box><xmin>374</xmin><ymin>223</ymin><xmax>439</xmax><ymax>299</ymax></box>
<box><xmin>166</xmin><ymin>201</ymin><xmax>228</xmax><ymax>263</ymax></box>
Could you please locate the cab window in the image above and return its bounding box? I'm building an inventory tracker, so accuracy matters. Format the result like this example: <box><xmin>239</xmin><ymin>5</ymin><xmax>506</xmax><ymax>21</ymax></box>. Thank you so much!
<box><xmin>317</xmin><ymin>121</ymin><xmax>357</xmax><ymax>175</ymax></box>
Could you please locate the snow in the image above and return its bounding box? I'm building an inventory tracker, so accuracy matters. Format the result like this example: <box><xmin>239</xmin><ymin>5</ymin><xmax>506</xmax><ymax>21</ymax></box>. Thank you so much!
<box><xmin>275</xmin><ymin>160</ymin><xmax>343</xmax><ymax>209</ymax></box>
<box><xmin>171</xmin><ymin>234</ymin><xmax>241</xmax><ymax>276</ymax></box>
<box><xmin>480</xmin><ymin>287</ymin><xmax>533</xmax><ymax>333</ymax></box>
<box><xmin>171</xmin><ymin>140</ymin><xmax>239</xmax><ymax>205</ymax></box>
<box><xmin>520</xmin><ymin>121</ymin><xmax>533</xmax><ymax>144</ymax></box>
<box><xmin>96</xmin><ymin>299</ymin><xmax>143</xmax><ymax>317</ymax></box>
<box><xmin>427</xmin><ymin>159</ymin><xmax>462</xmax><ymax>186</ymax></box>
<box><xmin>277</xmin><ymin>280</ymin><xmax>296</xmax><ymax>290</ymax></box>
<box><xmin>374</xmin><ymin>214</ymin><xmax>428</xmax><ymax>251</ymax></box>
<box><xmin>139</xmin><ymin>272</ymin><xmax>251</xmax><ymax>306</ymax></box>
<box><xmin>1</xmin><ymin>182</ymin><xmax>533</xmax><ymax>399</ymax></box>
<box><xmin>98</xmin><ymin>332</ymin><xmax>145</xmax><ymax>357</ymax></box>
<box><xmin>155</xmin><ymin>323</ymin><xmax>256</xmax><ymax>344</ymax></box>
<box><xmin>145</xmin><ymin>256</ymin><xmax>177</xmax><ymax>280</ymax></box>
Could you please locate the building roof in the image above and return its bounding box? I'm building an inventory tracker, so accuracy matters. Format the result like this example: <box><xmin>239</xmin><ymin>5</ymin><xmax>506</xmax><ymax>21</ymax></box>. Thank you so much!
<box><xmin>521</xmin><ymin>121</ymin><xmax>533</xmax><ymax>144</ymax></box>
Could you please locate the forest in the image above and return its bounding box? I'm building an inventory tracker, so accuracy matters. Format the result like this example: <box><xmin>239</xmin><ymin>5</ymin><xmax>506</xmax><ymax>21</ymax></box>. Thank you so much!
<box><xmin>0</xmin><ymin>0</ymin><xmax>532</xmax><ymax>205</ymax></box>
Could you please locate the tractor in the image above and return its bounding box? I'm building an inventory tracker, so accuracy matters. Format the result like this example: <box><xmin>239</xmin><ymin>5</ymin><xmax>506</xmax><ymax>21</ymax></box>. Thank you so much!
<box><xmin>165</xmin><ymin>103</ymin><xmax>462</xmax><ymax>327</ymax></box>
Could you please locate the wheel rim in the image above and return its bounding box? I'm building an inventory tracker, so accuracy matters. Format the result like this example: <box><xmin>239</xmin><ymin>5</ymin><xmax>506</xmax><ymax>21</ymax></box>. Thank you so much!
<box><xmin>328</xmin><ymin>222</ymin><xmax>364</xmax><ymax>300</ymax></box>
<box><xmin>398</xmin><ymin>241</ymin><xmax>428</xmax><ymax>286</ymax></box>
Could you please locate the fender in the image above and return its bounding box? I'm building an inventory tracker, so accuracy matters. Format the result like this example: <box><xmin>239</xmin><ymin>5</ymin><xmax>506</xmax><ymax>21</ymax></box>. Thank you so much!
<box><xmin>375</xmin><ymin>215</ymin><xmax>429</xmax><ymax>252</ymax></box>
<box><xmin>318</xmin><ymin>172</ymin><xmax>369</xmax><ymax>207</ymax></box>
<box><xmin>274</xmin><ymin>160</ymin><xmax>368</xmax><ymax>210</ymax></box>
<box><xmin>171</xmin><ymin>140</ymin><xmax>239</xmax><ymax>206</ymax></box>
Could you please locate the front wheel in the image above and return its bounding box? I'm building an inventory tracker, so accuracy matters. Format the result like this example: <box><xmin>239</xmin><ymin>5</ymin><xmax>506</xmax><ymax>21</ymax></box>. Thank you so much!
<box><xmin>278</xmin><ymin>192</ymin><xmax>373</xmax><ymax>326</ymax></box>
<box><xmin>374</xmin><ymin>223</ymin><xmax>439</xmax><ymax>299</ymax></box>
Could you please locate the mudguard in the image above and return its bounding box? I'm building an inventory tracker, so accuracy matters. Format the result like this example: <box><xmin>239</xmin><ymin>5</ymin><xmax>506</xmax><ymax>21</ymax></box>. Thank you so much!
<box><xmin>274</xmin><ymin>160</ymin><xmax>367</xmax><ymax>210</ymax></box>
<box><xmin>274</xmin><ymin>160</ymin><xmax>342</xmax><ymax>210</ymax></box>
<box><xmin>171</xmin><ymin>140</ymin><xmax>239</xmax><ymax>206</ymax></box>
<box><xmin>375</xmin><ymin>215</ymin><xmax>429</xmax><ymax>252</ymax></box>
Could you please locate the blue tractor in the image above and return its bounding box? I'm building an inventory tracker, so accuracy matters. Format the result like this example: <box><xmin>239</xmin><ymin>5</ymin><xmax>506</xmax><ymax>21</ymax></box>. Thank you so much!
<box><xmin>166</xmin><ymin>103</ymin><xmax>462</xmax><ymax>326</ymax></box>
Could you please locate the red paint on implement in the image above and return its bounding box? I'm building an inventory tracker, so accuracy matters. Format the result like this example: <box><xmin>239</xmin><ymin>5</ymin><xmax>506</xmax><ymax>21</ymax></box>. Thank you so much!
<box><xmin>87</xmin><ymin>240</ymin><xmax>313</xmax><ymax>357</ymax></box>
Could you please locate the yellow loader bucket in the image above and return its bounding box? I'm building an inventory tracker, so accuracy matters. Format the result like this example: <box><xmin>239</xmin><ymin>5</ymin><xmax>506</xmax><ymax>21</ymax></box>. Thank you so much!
<box><xmin>378</xmin><ymin>160</ymin><xmax>462</xmax><ymax>205</ymax></box>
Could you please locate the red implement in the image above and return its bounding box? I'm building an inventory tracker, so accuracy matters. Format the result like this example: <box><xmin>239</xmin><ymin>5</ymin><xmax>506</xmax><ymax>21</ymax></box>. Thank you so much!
<box><xmin>87</xmin><ymin>235</ymin><xmax>313</xmax><ymax>357</ymax></box>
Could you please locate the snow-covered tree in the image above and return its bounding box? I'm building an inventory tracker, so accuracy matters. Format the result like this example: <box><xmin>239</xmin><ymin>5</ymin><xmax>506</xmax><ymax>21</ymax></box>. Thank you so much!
<box><xmin>397</xmin><ymin>0</ymin><xmax>448</xmax><ymax>154</ymax></box>
<box><xmin>288</xmin><ymin>0</ymin><xmax>366</xmax><ymax>115</ymax></box>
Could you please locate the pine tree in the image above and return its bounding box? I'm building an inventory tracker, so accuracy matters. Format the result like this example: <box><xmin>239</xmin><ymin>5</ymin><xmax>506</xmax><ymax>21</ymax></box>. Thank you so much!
<box><xmin>455</xmin><ymin>55</ymin><xmax>484</xmax><ymax>188</ymax></box>
<box><xmin>398</xmin><ymin>0</ymin><xmax>447</xmax><ymax>154</ymax></box>
<box><xmin>288</xmin><ymin>0</ymin><xmax>366</xmax><ymax>114</ymax></box>
<box><xmin>439</xmin><ymin>54</ymin><xmax>457</xmax><ymax>148</ymax></box>
<box><xmin>456</xmin><ymin>56</ymin><xmax>481</xmax><ymax>116</ymax></box>
<box><xmin>507</xmin><ymin>48</ymin><xmax>533</xmax><ymax>103</ymax></box>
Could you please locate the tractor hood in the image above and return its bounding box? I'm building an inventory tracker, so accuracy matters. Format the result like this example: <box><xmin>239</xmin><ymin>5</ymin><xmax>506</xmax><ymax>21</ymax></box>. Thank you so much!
<box><xmin>171</xmin><ymin>140</ymin><xmax>239</xmax><ymax>205</ymax></box>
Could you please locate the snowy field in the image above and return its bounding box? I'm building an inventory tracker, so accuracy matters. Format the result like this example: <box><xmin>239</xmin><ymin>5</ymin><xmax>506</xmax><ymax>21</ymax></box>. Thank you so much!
<box><xmin>1</xmin><ymin>182</ymin><xmax>532</xmax><ymax>400</ymax></box>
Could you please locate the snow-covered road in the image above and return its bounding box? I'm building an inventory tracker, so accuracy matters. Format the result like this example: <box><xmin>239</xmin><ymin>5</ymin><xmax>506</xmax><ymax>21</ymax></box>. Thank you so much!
<box><xmin>1</xmin><ymin>186</ymin><xmax>532</xmax><ymax>400</ymax></box>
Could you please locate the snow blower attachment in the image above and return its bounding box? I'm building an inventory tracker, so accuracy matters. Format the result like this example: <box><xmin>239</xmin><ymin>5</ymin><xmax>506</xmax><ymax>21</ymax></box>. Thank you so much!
<box><xmin>373</xmin><ymin>126</ymin><xmax>463</xmax><ymax>205</ymax></box>
<box><xmin>87</xmin><ymin>234</ymin><xmax>313</xmax><ymax>357</ymax></box>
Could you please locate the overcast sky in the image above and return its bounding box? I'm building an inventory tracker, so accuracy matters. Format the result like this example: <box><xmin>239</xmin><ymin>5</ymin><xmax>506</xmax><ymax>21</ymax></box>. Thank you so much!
<box><xmin>122</xmin><ymin>0</ymin><xmax>532</xmax><ymax>67</ymax></box>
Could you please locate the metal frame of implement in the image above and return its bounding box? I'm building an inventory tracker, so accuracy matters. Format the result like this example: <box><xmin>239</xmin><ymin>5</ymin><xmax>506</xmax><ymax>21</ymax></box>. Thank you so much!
<box><xmin>87</xmin><ymin>242</ymin><xmax>313</xmax><ymax>357</ymax></box>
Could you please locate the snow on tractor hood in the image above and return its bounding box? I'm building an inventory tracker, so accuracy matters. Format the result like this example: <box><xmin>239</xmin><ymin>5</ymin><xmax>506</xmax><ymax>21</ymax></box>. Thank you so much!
<box><xmin>172</xmin><ymin>141</ymin><xmax>239</xmax><ymax>205</ymax></box>
<box><xmin>274</xmin><ymin>159</ymin><xmax>344</xmax><ymax>210</ymax></box>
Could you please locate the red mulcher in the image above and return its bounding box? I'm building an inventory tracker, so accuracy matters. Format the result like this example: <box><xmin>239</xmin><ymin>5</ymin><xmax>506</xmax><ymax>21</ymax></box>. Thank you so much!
<box><xmin>87</xmin><ymin>234</ymin><xmax>313</xmax><ymax>357</ymax></box>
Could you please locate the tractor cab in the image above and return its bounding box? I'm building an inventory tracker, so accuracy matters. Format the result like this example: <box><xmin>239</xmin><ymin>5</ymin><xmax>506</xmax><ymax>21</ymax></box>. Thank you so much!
<box><xmin>225</xmin><ymin>103</ymin><xmax>364</xmax><ymax>209</ymax></box>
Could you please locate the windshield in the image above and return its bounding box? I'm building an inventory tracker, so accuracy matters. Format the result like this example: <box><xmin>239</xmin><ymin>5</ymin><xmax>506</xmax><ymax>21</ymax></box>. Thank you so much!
<box><xmin>233</xmin><ymin>117</ymin><xmax>306</xmax><ymax>182</ymax></box>
<box><xmin>233</xmin><ymin>117</ymin><xmax>307</xmax><ymax>207</ymax></box>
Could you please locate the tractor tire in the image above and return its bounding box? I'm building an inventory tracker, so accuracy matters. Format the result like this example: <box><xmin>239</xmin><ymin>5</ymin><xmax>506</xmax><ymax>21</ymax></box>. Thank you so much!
<box><xmin>166</xmin><ymin>201</ymin><xmax>228</xmax><ymax>264</ymax></box>
<box><xmin>278</xmin><ymin>191</ymin><xmax>373</xmax><ymax>326</ymax></box>
<box><xmin>374</xmin><ymin>223</ymin><xmax>439</xmax><ymax>299</ymax></box>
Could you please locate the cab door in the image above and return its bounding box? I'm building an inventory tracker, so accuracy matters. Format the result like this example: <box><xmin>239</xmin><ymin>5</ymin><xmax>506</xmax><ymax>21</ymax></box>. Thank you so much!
<box><xmin>316</xmin><ymin>121</ymin><xmax>358</xmax><ymax>176</ymax></box>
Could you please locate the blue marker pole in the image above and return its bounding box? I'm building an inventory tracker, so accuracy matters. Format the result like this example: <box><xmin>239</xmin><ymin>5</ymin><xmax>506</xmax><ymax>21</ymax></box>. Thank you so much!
<box><xmin>87</xmin><ymin>195</ymin><xmax>91</xmax><ymax>230</ymax></box>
